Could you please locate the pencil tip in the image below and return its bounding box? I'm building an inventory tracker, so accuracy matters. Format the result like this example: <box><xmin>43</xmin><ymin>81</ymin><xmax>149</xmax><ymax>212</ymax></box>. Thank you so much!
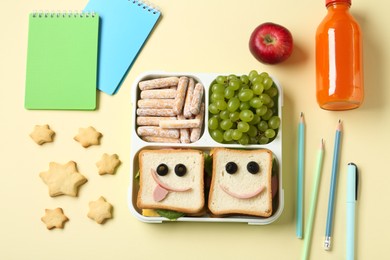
<box><xmin>320</xmin><ymin>138</ymin><xmax>324</xmax><ymax>148</ymax></box>
<box><xmin>337</xmin><ymin>119</ymin><xmax>343</xmax><ymax>131</ymax></box>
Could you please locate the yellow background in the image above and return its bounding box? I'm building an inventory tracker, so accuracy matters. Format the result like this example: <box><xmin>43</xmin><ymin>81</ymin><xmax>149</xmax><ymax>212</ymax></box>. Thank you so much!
<box><xmin>1</xmin><ymin>0</ymin><xmax>388</xmax><ymax>259</ymax></box>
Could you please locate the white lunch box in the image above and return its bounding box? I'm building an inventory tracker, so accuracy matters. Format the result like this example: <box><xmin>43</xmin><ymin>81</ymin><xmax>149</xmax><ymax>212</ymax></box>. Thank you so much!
<box><xmin>128</xmin><ymin>71</ymin><xmax>284</xmax><ymax>225</ymax></box>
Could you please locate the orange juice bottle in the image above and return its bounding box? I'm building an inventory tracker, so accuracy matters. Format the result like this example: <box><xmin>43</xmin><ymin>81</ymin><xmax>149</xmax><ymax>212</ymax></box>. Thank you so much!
<box><xmin>316</xmin><ymin>0</ymin><xmax>364</xmax><ymax>110</ymax></box>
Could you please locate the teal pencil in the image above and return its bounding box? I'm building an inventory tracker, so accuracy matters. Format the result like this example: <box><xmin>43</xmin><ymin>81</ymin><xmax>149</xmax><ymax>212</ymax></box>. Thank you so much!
<box><xmin>297</xmin><ymin>112</ymin><xmax>305</xmax><ymax>238</ymax></box>
<box><xmin>302</xmin><ymin>139</ymin><xmax>325</xmax><ymax>260</ymax></box>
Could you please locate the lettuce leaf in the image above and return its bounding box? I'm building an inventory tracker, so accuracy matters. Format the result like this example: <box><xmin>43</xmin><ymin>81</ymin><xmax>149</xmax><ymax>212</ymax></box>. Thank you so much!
<box><xmin>156</xmin><ymin>209</ymin><xmax>185</xmax><ymax>220</ymax></box>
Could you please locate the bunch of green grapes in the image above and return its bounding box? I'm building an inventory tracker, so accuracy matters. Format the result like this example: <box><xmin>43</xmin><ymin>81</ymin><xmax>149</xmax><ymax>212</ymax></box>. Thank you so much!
<box><xmin>208</xmin><ymin>70</ymin><xmax>280</xmax><ymax>145</ymax></box>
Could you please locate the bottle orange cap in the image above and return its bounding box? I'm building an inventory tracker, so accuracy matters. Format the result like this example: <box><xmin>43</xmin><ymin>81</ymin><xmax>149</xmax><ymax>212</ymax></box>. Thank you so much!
<box><xmin>326</xmin><ymin>0</ymin><xmax>351</xmax><ymax>7</ymax></box>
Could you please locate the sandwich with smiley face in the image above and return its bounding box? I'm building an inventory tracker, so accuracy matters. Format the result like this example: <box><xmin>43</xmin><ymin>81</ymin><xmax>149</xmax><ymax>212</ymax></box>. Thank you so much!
<box><xmin>208</xmin><ymin>148</ymin><xmax>273</xmax><ymax>217</ymax></box>
<box><xmin>137</xmin><ymin>149</ymin><xmax>205</xmax><ymax>215</ymax></box>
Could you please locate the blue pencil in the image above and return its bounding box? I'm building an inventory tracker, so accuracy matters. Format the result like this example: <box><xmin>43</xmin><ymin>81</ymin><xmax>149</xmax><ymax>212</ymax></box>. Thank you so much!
<box><xmin>324</xmin><ymin>120</ymin><xmax>343</xmax><ymax>250</ymax></box>
<box><xmin>296</xmin><ymin>112</ymin><xmax>305</xmax><ymax>239</ymax></box>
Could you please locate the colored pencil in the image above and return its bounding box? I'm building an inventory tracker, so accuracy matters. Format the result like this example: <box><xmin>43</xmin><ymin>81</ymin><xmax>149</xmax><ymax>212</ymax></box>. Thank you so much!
<box><xmin>296</xmin><ymin>112</ymin><xmax>305</xmax><ymax>238</ymax></box>
<box><xmin>324</xmin><ymin>120</ymin><xmax>343</xmax><ymax>250</ymax></box>
<box><xmin>302</xmin><ymin>139</ymin><xmax>325</xmax><ymax>260</ymax></box>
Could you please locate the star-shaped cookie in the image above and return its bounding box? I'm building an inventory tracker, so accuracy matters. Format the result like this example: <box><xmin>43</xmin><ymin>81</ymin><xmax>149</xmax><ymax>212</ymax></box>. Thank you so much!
<box><xmin>87</xmin><ymin>196</ymin><xmax>113</xmax><ymax>224</ymax></box>
<box><xmin>30</xmin><ymin>124</ymin><xmax>55</xmax><ymax>145</ymax></box>
<box><xmin>74</xmin><ymin>126</ymin><xmax>102</xmax><ymax>148</ymax></box>
<box><xmin>39</xmin><ymin>161</ymin><xmax>87</xmax><ymax>197</ymax></box>
<box><xmin>41</xmin><ymin>208</ymin><xmax>69</xmax><ymax>230</ymax></box>
<box><xmin>96</xmin><ymin>153</ymin><xmax>121</xmax><ymax>175</ymax></box>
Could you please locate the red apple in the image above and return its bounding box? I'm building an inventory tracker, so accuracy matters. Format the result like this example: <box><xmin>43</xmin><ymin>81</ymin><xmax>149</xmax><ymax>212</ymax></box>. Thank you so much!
<box><xmin>249</xmin><ymin>22</ymin><xmax>293</xmax><ymax>65</ymax></box>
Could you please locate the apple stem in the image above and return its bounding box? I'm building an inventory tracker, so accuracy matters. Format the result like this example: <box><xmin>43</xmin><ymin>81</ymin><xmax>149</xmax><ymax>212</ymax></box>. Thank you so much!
<box><xmin>263</xmin><ymin>34</ymin><xmax>275</xmax><ymax>45</ymax></box>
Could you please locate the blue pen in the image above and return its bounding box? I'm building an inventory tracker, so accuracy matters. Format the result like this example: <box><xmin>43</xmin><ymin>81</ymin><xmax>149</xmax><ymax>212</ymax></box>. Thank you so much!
<box><xmin>324</xmin><ymin>120</ymin><xmax>342</xmax><ymax>250</ymax></box>
<box><xmin>347</xmin><ymin>163</ymin><xmax>358</xmax><ymax>260</ymax></box>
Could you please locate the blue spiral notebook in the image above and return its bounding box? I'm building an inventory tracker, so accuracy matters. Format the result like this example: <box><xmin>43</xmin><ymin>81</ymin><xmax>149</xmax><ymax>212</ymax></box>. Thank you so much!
<box><xmin>84</xmin><ymin>0</ymin><xmax>161</xmax><ymax>95</ymax></box>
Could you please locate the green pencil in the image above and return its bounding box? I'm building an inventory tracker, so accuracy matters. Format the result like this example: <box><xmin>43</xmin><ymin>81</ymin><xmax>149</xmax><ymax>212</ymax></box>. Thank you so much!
<box><xmin>302</xmin><ymin>139</ymin><xmax>325</xmax><ymax>260</ymax></box>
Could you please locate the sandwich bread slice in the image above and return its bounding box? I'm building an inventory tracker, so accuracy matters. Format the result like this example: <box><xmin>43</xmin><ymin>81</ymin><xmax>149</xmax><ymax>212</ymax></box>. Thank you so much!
<box><xmin>208</xmin><ymin>148</ymin><xmax>273</xmax><ymax>217</ymax></box>
<box><xmin>137</xmin><ymin>149</ymin><xmax>205</xmax><ymax>214</ymax></box>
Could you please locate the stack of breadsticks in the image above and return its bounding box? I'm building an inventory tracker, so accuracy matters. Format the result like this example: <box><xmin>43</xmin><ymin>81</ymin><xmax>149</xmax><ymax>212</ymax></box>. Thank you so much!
<box><xmin>136</xmin><ymin>76</ymin><xmax>205</xmax><ymax>143</ymax></box>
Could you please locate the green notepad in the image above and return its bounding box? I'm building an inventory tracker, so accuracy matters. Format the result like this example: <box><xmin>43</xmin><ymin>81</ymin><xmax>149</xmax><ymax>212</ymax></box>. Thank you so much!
<box><xmin>25</xmin><ymin>12</ymin><xmax>99</xmax><ymax>110</ymax></box>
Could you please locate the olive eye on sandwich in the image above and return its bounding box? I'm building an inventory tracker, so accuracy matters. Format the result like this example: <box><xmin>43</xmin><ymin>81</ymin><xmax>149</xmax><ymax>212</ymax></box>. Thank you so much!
<box><xmin>174</xmin><ymin>164</ymin><xmax>187</xmax><ymax>177</ymax></box>
<box><xmin>156</xmin><ymin>163</ymin><xmax>168</xmax><ymax>176</ymax></box>
<box><xmin>225</xmin><ymin>162</ymin><xmax>238</xmax><ymax>174</ymax></box>
<box><xmin>247</xmin><ymin>161</ymin><xmax>260</xmax><ymax>174</ymax></box>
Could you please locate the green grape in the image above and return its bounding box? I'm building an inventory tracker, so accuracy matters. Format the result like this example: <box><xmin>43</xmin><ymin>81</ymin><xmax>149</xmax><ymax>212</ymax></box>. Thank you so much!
<box><xmin>256</xmin><ymin>106</ymin><xmax>268</xmax><ymax>116</ymax></box>
<box><xmin>229</xmin><ymin>79</ymin><xmax>241</xmax><ymax>91</ymax></box>
<box><xmin>249</xmin><ymin>136</ymin><xmax>258</xmax><ymax>144</ymax></box>
<box><xmin>247</xmin><ymin>125</ymin><xmax>258</xmax><ymax>137</ymax></box>
<box><xmin>251</xmin><ymin>75</ymin><xmax>263</xmax><ymax>84</ymax></box>
<box><xmin>266</xmin><ymin>86</ymin><xmax>278</xmax><ymax>97</ymax></box>
<box><xmin>252</xmin><ymin>83</ymin><xmax>264</xmax><ymax>95</ymax></box>
<box><xmin>215</xmin><ymin>100</ymin><xmax>227</xmax><ymax>110</ymax></box>
<box><xmin>229</xmin><ymin>111</ymin><xmax>240</xmax><ymax>122</ymax></box>
<box><xmin>259</xmin><ymin>72</ymin><xmax>269</xmax><ymax>78</ymax></box>
<box><xmin>239</xmin><ymin>101</ymin><xmax>251</xmax><ymax>111</ymax></box>
<box><xmin>263</xmin><ymin>76</ymin><xmax>273</xmax><ymax>90</ymax></box>
<box><xmin>249</xmin><ymin>114</ymin><xmax>260</xmax><ymax>125</ymax></box>
<box><xmin>211</xmin><ymin>83</ymin><xmax>225</xmax><ymax>94</ymax></box>
<box><xmin>219</xmin><ymin>110</ymin><xmax>230</xmax><ymax>120</ymax></box>
<box><xmin>240</xmin><ymin>75</ymin><xmax>249</xmax><ymax>84</ymax></box>
<box><xmin>259</xmin><ymin>136</ymin><xmax>269</xmax><ymax>144</ymax></box>
<box><xmin>237</xmin><ymin>121</ymin><xmax>250</xmax><ymax>132</ymax></box>
<box><xmin>241</xmin><ymin>84</ymin><xmax>250</xmax><ymax>90</ymax></box>
<box><xmin>216</xmin><ymin>75</ymin><xmax>227</xmax><ymax>84</ymax></box>
<box><xmin>208</xmin><ymin>103</ymin><xmax>220</xmax><ymax>114</ymax></box>
<box><xmin>259</xmin><ymin>93</ymin><xmax>271</xmax><ymax>104</ymax></box>
<box><xmin>265</xmin><ymin>129</ymin><xmax>276</xmax><ymax>138</ymax></box>
<box><xmin>238</xmin><ymin>89</ymin><xmax>254</xmax><ymax>102</ymax></box>
<box><xmin>228</xmin><ymin>74</ymin><xmax>238</xmax><ymax>81</ymax></box>
<box><xmin>266</xmin><ymin>99</ymin><xmax>275</xmax><ymax>108</ymax></box>
<box><xmin>220</xmin><ymin>119</ymin><xmax>233</xmax><ymax>130</ymax></box>
<box><xmin>268</xmin><ymin>116</ymin><xmax>281</xmax><ymax>129</ymax></box>
<box><xmin>262</xmin><ymin>109</ymin><xmax>273</xmax><ymax>120</ymax></box>
<box><xmin>211</xmin><ymin>129</ymin><xmax>224</xmax><ymax>143</ymax></box>
<box><xmin>257</xmin><ymin>121</ymin><xmax>269</xmax><ymax>132</ymax></box>
<box><xmin>208</xmin><ymin>117</ymin><xmax>219</xmax><ymax>130</ymax></box>
<box><xmin>248</xmin><ymin>70</ymin><xmax>259</xmax><ymax>81</ymax></box>
<box><xmin>227</xmin><ymin>97</ymin><xmax>240</xmax><ymax>112</ymax></box>
<box><xmin>209</xmin><ymin>70</ymin><xmax>279</xmax><ymax>145</ymax></box>
<box><xmin>211</xmin><ymin>92</ymin><xmax>224</xmax><ymax>102</ymax></box>
<box><xmin>223</xmin><ymin>129</ymin><xmax>233</xmax><ymax>141</ymax></box>
<box><xmin>238</xmin><ymin>133</ymin><xmax>249</xmax><ymax>145</ymax></box>
<box><xmin>231</xmin><ymin>129</ymin><xmax>243</xmax><ymax>140</ymax></box>
<box><xmin>249</xmin><ymin>97</ymin><xmax>263</xmax><ymax>108</ymax></box>
<box><xmin>239</xmin><ymin>109</ymin><xmax>254</xmax><ymax>122</ymax></box>
<box><xmin>224</xmin><ymin>87</ymin><xmax>235</xmax><ymax>99</ymax></box>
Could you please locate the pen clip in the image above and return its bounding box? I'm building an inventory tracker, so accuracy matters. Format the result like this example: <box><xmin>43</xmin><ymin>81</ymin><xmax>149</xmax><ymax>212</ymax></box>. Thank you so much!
<box><xmin>348</xmin><ymin>162</ymin><xmax>359</xmax><ymax>201</ymax></box>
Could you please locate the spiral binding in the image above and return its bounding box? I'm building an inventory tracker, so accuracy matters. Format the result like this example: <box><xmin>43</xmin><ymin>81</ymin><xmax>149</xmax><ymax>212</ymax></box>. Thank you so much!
<box><xmin>31</xmin><ymin>11</ymin><xmax>96</xmax><ymax>18</ymax></box>
<box><xmin>129</xmin><ymin>0</ymin><xmax>160</xmax><ymax>15</ymax></box>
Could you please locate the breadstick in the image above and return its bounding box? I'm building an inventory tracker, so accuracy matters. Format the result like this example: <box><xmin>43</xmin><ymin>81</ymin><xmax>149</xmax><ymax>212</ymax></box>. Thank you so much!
<box><xmin>137</xmin><ymin>108</ymin><xmax>176</xmax><ymax>117</ymax></box>
<box><xmin>137</xmin><ymin>116</ymin><xmax>177</xmax><ymax>126</ymax></box>
<box><xmin>140</xmin><ymin>89</ymin><xmax>176</xmax><ymax>99</ymax></box>
<box><xmin>137</xmin><ymin>99</ymin><xmax>175</xmax><ymax>109</ymax></box>
<box><xmin>159</xmin><ymin>119</ymin><xmax>201</xmax><ymax>129</ymax></box>
<box><xmin>177</xmin><ymin>115</ymin><xmax>190</xmax><ymax>143</ymax></box>
<box><xmin>139</xmin><ymin>77</ymin><xmax>180</xmax><ymax>90</ymax></box>
<box><xmin>142</xmin><ymin>136</ymin><xmax>181</xmax><ymax>143</ymax></box>
<box><xmin>183</xmin><ymin>78</ymin><xmax>195</xmax><ymax>118</ymax></box>
<box><xmin>190</xmin><ymin>103</ymin><xmax>205</xmax><ymax>143</ymax></box>
<box><xmin>172</xmin><ymin>77</ymin><xmax>189</xmax><ymax>115</ymax></box>
<box><xmin>189</xmin><ymin>83</ymin><xmax>204</xmax><ymax>115</ymax></box>
<box><xmin>137</xmin><ymin>126</ymin><xmax>179</xmax><ymax>139</ymax></box>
